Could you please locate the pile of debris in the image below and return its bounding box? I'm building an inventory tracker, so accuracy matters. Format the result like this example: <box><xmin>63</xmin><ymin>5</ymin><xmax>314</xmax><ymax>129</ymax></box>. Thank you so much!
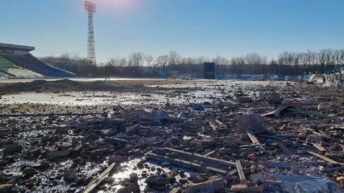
<box><xmin>0</xmin><ymin>80</ymin><xmax>343</xmax><ymax>193</ymax></box>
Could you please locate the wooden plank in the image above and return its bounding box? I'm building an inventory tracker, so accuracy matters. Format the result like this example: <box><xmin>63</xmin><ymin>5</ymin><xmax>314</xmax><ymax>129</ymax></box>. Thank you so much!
<box><xmin>231</xmin><ymin>184</ymin><xmax>264</xmax><ymax>192</ymax></box>
<box><xmin>246</xmin><ymin>130</ymin><xmax>261</xmax><ymax>145</ymax></box>
<box><xmin>146</xmin><ymin>152</ymin><xmax>227</xmax><ymax>175</ymax></box>
<box><xmin>147</xmin><ymin>148</ymin><xmax>235</xmax><ymax>176</ymax></box>
<box><xmin>228</xmin><ymin>169</ymin><xmax>238</xmax><ymax>176</ymax></box>
<box><xmin>104</xmin><ymin>137</ymin><xmax>133</xmax><ymax>145</ymax></box>
<box><xmin>215</xmin><ymin>119</ymin><xmax>224</xmax><ymax>126</ymax></box>
<box><xmin>312</xmin><ymin>143</ymin><xmax>326</xmax><ymax>152</ymax></box>
<box><xmin>207</xmin><ymin>120</ymin><xmax>224</xmax><ymax>131</ymax></box>
<box><xmin>239</xmin><ymin>144</ymin><xmax>261</xmax><ymax>148</ymax></box>
<box><xmin>164</xmin><ymin>148</ymin><xmax>235</xmax><ymax>166</ymax></box>
<box><xmin>186</xmin><ymin>178</ymin><xmax>225</xmax><ymax>193</ymax></box>
<box><xmin>308</xmin><ymin>151</ymin><xmax>344</xmax><ymax>166</ymax></box>
<box><xmin>203</xmin><ymin>150</ymin><xmax>216</xmax><ymax>157</ymax></box>
<box><xmin>307</xmin><ymin>128</ymin><xmax>330</xmax><ymax>139</ymax></box>
<box><xmin>262</xmin><ymin>105</ymin><xmax>289</xmax><ymax>118</ymax></box>
<box><xmin>279</xmin><ymin>124</ymin><xmax>287</xmax><ymax>130</ymax></box>
<box><xmin>83</xmin><ymin>163</ymin><xmax>115</xmax><ymax>193</ymax></box>
<box><xmin>208</xmin><ymin>121</ymin><xmax>218</xmax><ymax>131</ymax></box>
<box><xmin>235</xmin><ymin>160</ymin><xmax>246</xmax><ymax>183</ymax></box>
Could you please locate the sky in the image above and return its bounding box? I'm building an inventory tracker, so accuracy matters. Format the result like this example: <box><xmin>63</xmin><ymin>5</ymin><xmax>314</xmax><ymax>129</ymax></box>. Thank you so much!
<box><xmin>2</xmin><ymin>0</ymin><xmax>344</xmax><ymax>63</ymax></box>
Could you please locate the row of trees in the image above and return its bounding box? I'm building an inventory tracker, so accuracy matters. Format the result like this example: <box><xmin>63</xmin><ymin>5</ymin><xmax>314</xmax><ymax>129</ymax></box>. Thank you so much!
<box><xmin>41</xmin><ymin>49</ymin><xmax>343</xmax><ymax>77</ymax></box>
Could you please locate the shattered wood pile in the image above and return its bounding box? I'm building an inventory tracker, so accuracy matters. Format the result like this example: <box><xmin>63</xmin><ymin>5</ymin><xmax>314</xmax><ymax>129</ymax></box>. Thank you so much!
<box><xmin>146</xmin><ymin>148</ymin><xmax>235</xmax><ymax>175</ymax></box>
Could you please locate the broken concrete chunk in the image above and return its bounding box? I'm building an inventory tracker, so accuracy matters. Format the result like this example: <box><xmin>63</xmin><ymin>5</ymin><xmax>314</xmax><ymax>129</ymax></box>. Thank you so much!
<box><xmin>169</xmin><ymin>187</ymin><xmax>181</xmax><ymax>193</ymax></box>
<box><xmin>38</xmin><ymin>161</ymin><xmax>50</xmax><ymax>170</ymax></box>
<box><xmin>145</xmin><ymin>175</ymin><xmax>170</xmax><ymax>191</ymax></box>
<box><xmin>0</xmin><ymin>184</ymin><xmax>13</xmax><ymax>193</ymax></box>
<box><xmin>23</xmin><ymin>167</ymin><xmax>37</xmax><ymax>178</ymax></box>
<box><xmin>117</xmin><ymin>183</ymin><xmax>140</xmax><ymax>193</ymax></box>
<box><xmin>278</xmin><ymin>174</ymin><xmax>343</xmax><ymax>193</ymax></box>
<box><xmin>129</xmin><ymin>173</ymin><xmax>139</xmax><ymax>184</ymax></box>
<box><xmin>295</xmin><ymin>180</ymin><xmax>328</xmax><ymax>193</ymax></box>
<box><xmin>237</xmin><ymin>114</ymin><xmax>263</xmax><ymax>131</ymax></box>
<box><xmin>281</xmin><ymin>98</ymin><xmax>293</xmax><ymax>106</ymax></box>
<box><xmin>230</xmin><ymin>184</ymin><xmax>264</xmax><ymax>192</ymax></box>
<box><xmin>146</xmin><ymin>175</ymin><xmax>170</xmax><ymax>187</ymax></box>
<box><xmin>89</xmin><ymin>149</ymin><xmax>108</xmax><ymax>159</ymax></box>
<box><xmin>268</xmin><ymin>93</ymin><xmax>282</xmax><ymax>104</ymax></box>
<box><xmin>0</xmin><ymin>129</ymin><xmax>8</xmax><ymax>138</ymax></box>
<box><xmin>237</xmin><ymin>96</ymin><xmax>253</xmax><ymax>103</ymax></box>
<box><xmin>154</xmin><ymin>111</ymin><xmax>170</xmax><ymax>122</ymax></box>
<box><xmin>281</xmin><ymin>98</ymin><xmax>303</xmax><ymax>107</ymax></box>
<box><xmin>3</xmin><ymin>143</ymin><xmax>22</xmax><ymax>157</ymax></box>
<box><xmin>125</xmin><ymin>125</ymin><xmax>154</xmax><ymax>135</ymax></box>
<box><xmin>100</xmin><ymin>118</ymin><xmax>125</xmax><ymax>127</ymax></box>
<box><xmin>47</xmin><ymin>150</ymin><xmax>70</xmax><ymax>161</ymax></box>
<box><xmin>190</xmin><ymin>103</ymin><xmax>204</xmax><ymax>111</ymax></box>
<box><xmin>185</xmin><ymin>178</ymin><xmax>225</xmax><ymax>193</ymax></box>
<box><xmin>64</xmin><ymin>169</ymin><xmax>77</xmax><ymax>183</ymax></box>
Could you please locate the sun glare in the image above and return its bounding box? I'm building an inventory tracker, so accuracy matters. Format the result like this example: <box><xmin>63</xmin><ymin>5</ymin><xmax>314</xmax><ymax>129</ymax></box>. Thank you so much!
<box><xmin>96</xmin><ymin>0</ymin><xmax>137</xmax><ymax>13</ymax></box>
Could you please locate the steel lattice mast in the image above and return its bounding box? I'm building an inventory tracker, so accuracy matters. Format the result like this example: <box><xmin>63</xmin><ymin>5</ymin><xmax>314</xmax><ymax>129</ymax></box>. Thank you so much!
<box><xmin>85</xmin><ymin>0</ymin><xmax>96</xmax><ymax>65</ymax></box>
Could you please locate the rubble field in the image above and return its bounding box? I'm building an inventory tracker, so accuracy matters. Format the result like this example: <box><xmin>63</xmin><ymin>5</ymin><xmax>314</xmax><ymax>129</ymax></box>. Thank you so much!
<box><xmin>0</xmin><ymin>79</ymin><xmax>344</xmax><ymax>193</ymax></box>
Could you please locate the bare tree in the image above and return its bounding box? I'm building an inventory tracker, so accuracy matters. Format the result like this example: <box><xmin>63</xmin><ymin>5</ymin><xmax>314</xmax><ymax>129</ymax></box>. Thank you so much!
<box><xmin>212</xmin><ymin>56</ymin><xmax>230</xmax><ymax>65</ymax></box>
<box><xmin>156</xmin><ymin>55</ymin><xmax>169</xmax><ymax>71</ymax></box>
<box><xmin>144</xmin><ymin>55</ymin><xmax>154</xmax><ymax>66</ymax></box>
<box><xmin>169</xmin><ymin>51</ymin><xmax>180</xmax><ymax>65</ymax></box>
<box><xmin>128</xmin><ymin>52</ymin><xmax>144</xmax><ymax>66</ymax></box>
<box><xmin>43</xmin><ymin>48</ymin><xmax>341</xmax><ymax>77</ymax></box>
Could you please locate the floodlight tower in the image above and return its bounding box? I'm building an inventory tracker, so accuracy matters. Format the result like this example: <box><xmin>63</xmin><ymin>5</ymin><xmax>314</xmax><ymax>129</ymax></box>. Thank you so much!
<box><xmin>85</xmin><ymin>0</ymin><xmax>96</xmax><ymax>65</ymax></box>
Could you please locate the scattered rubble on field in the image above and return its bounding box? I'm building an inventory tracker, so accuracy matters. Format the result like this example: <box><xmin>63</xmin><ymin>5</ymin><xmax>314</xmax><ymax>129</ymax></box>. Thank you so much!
<box><xmin>0</xmin><ymin>79</ymin><xmax>344</xmax><ymax>192</ymax></box>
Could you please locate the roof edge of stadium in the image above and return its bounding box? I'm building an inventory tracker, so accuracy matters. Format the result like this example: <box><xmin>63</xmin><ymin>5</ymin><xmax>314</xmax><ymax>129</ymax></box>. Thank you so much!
<box><xmin>0</xmin><ymin>43</ymin><xmax>35</xmax><ymax>52</ymax></box>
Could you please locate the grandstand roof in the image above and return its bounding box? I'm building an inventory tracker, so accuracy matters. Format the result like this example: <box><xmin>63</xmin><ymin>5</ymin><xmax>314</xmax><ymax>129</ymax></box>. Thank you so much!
<box><xmin>0</xmin><ymin>53</ymin><xmax>75</xmax><ymax>78</ymax></box>
<box><xmin>0</xmin><ymin>43</ymin><xmax>75</xmax><ymax>78</ymax></box>
<box><xmin>0</xmin><ymin>43</ymin><xmax>35</xmax><ymax>51</ymax></box>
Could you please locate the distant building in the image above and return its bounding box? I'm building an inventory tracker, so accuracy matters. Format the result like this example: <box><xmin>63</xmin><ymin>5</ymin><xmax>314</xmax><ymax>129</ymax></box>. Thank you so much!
<box><xmin>0</xmin><ymin>43</ymin><xmax>75</xmax><ymax>79</ymax></box>
<box><xmin>204</xmin><ymin>62</ymin><xmax>215</xmax><ymax>79</ymax></box>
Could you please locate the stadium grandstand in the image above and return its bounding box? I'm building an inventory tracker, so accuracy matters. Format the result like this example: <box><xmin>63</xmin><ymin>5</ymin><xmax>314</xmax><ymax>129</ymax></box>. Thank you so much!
<box><xmin>0</xmin><ymin>43</ymin><xmax>75</xmax><ymax>79</ymax></box>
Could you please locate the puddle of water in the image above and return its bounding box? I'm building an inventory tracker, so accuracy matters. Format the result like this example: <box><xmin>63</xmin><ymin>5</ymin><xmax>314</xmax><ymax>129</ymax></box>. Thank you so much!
<box><xmin>0</xmin><ymin>81</ymin><xmax>284</xmax><ymax>106</ymax></box>
<box><xmin>2</xmin><ymin>159</ymin><xmax>75</xmax><ymax>193</ymax></box>
<box><xmin>0</xmin><ymin>92</ymin><xmax>117</xmax><ymax>106</ymax></box>
<box><xmin>100</xmin><ymin>158</ymin><xmax>191</xmax><ymax>193</ymax></box>
<box><xmin>3</xmin><ymin>160</ymin><xmax>39</xmax><ymax>175</ymax></box>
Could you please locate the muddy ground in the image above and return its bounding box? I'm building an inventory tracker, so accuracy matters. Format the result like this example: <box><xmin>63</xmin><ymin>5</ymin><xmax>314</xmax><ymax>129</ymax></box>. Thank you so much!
<box><xmin>0</xmin><ymin>79</ymin><xmax>344</xmax><ymax>193</ymax></box>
